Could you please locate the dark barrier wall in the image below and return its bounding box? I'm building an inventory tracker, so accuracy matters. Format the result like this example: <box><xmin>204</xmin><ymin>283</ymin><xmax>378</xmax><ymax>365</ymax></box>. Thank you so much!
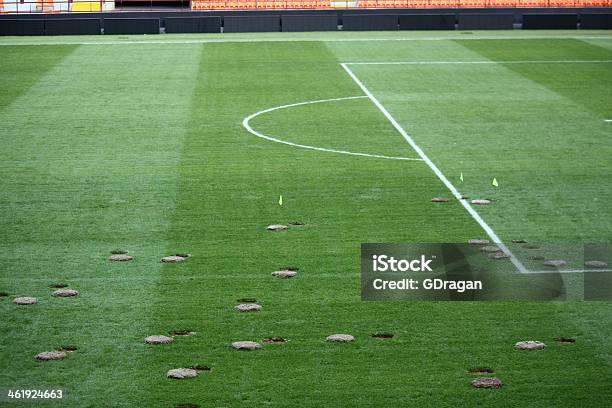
<box><xmin>45</xmin><ymin>19</ymin><xmax>101</xmax><ymax>35</ymax></box>
<box><xmin>343</xmin><ymin>14</ymin><xmax>398</xmax><ymax>31</ymax></box>
<box><xmin>224</xmin><ymin>15</ymin><xmax>280</xmax><ymax>32</ymax></box>
<box><xmin>399</xmin><ymin>14</ymin><xmax>455</xmax><ymax>30</ymax></box>
<box><xmin>457</xmin><ymin>14</ymin><xmax>514</xmax><ymax>29</ymax></box>
<box><xmin>281</xmin><ymin>15</ymin><xmax>337</xmax><ymax>32</ymax></box>
<box><xmin>0</xmin><ymin>19</ymin><xmax>45</xmax><ymax>36</ymax></box>
<box><xmin>103</xmin><ymin>18</ymin><xmax>160</xmax><ymax>35</ymax></box>
<box><xmin>522</xmin><ymin>14</ymin><xmax>578</xmax><ymax>29</ymax></box>
<box><xmin>581</xmin><ymin>13</ymin><xmax>612</xmax><ymax>29</ymax></box>
<box><xmin>165</xmin><ymin>16</ymin><xmax>222</xmax><ymax>33</ymax></box>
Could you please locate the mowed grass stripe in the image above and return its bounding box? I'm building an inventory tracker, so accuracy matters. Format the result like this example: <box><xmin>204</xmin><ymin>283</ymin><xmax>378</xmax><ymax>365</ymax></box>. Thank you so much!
<box><xmin>0</xmin><ymin>44</ymin><xmax>203</xmax><ymax>406</ymax></box>
<box><xmin>0</xmin><ymin>45</ymin><xmax>77</xmax><ymax>110</ymax></box>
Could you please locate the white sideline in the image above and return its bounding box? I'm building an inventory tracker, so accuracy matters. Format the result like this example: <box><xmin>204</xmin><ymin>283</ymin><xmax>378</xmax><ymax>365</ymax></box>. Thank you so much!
<box><xmin>605</xmin><ymin>119</ymin><xmax>612</xmax><ymax>122</ymax></box>
<box><xmin>242</xmin><ymin>96</ymin><xmax>424</xmax><ymax>161</ymax></box>
<box><xmin>524</xmin><ymin>269</ymin><xmax>612</xmax><ymax>274</ymax></box>
<box><xmin>340</xmin><ymin>62</ymin><xmax>529</xmax><ymax>274</ymax></box>
<box><xmin>345</xmin><ymin>60</ymin><xmax>612</xmax><ymax>65</ymax></box>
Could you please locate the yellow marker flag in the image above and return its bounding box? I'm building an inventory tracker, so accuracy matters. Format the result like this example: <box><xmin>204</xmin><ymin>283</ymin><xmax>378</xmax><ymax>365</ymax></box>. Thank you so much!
<box><xmin>460</xmin><ymin>172</ymin><xmax>464</xmax><ymax>182</ymax></box>
<box><xmin>492</xmin><ymin>178</ymin><xmax>499</xmax><ymax>187</ymax></box>
<box><xmin>278</xmin><ymin>195</ymin><xmax>283</xmax><ymax>206</ymax></box>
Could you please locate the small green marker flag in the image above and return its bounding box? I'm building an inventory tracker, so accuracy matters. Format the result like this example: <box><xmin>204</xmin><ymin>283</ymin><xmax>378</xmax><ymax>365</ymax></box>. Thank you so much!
<box><xmin>492</xmin><ymin>178</ymin><xmax>499</xmax><ymax>187</ymax></box>
<box><xmin>460</xmin><ymin>172</ymin><xmax>464</xmax><ymax>182</ymax></box>
<box><xmin>278</xmin><ymin>195</ymin><xmax>283</xmax><ymax>206</ymax></box>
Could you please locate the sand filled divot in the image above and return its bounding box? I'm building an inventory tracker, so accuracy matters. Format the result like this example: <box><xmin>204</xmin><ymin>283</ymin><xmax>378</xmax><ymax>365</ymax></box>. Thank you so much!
<box><xmin>161</xmin><ymin>255</ymin><xmax>186</xmax><ymax>263</ymax></box>
<box><xmin>489</xmin><ymin>252</ymin><xmax>510</xmax><ymax>260</ymax></box>
<box><xmin>514</xmin><ymin>341</ymin><xmax>546</xmax><ymax>350</ymax></box>
<box><xmin>35</xmin><ymin>351</ymin><xmax>66</xmax><ymax>361</ymax></box>
<box><xmin>471</xmin><ymin>199</ymin><xmax>492</xmax><ymax>205</ymax></box>
<box><xmin>235</xmin><ymin>303</ymin><xmax>262</xmax><ymax>312</ymax></box>
<box><xmin>480</xmin><ymin>245</ymin><xmax>500</xmax><ymax>253</ymax></box>
<box><xmin>109</xmin><ymin>254</ymin><xmax>133</xmax><ymax>262</ymax></box>
<box><xmin>471</xmin><ymin>377</ymin><xmax>502</xmax><ymax>389</ymax></box>
<box><xmin>167</xmin><ymin>368</ymin><xmax>198</xmax><ymax>379</ymax></box>
<box><xmin>272</xmin><ymin>270</ymin><xmax>298</xmax><ymax>278</ymax></box>
<box><xmin>52</xmin><ymin>289</ymin><xmax>78</xmax><ymax>297</ymax></box>
<box><xmin>468</xmin><ymin>239</ymin><xmax>490</xmax><ymax>245</ymax></box>
<box><xmin>267</xmin><ymin>224</ymin><xmax>288</xmax><ymax>231</ymax></box>
<box><xmin>431</xmin><ymin>197</ymin><xmax>450</xmax><ymax>203</ymax></box>
<box><xmin>145</xmin><ymin>335</ymin><xmax>174</xmax><ymax>345</ymax></box>
<box><xmin>232</xmin><ymin>341</ymin><xmax>262</xmax><ymax>350</ymax></box>
<box><xmin>326</xmin><ymin>334</ymin><xmax>355</xmax><ymax>342</ymax></box>
<box><xmin>585</xmin><ymin>260</ymin><xmax>608</xmax><ymax>268</ymax></box>
<box><xmin>13</xmin><ymin>297</ymin><xmax>37</xmax><ymax>305</ymax></box>
<box><xmin>543</xmin><ymin>260</ymin><xmax>566</xmax><ymax>267</ymax></box>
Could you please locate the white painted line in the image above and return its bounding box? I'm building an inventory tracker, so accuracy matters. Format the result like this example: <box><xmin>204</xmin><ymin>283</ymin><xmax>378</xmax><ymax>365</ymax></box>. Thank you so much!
<box><xmin>242</xmin><ymin>96</ymin><xmax>423</xmax><ymax>162</ymax></box>
<box><xmin>345</xmin><ymin>60</ymin><xmax>612</xmax><ymax>65</ymax></box>
<box><xmin>524</xmin><ymin>269</ymin><xmax>612</xmax><ymax>274</ymax></box>
<box><xmin>340</xmin><ymin>62</ymin><xmax>528</xmax><ymax>274</ymax></box>
<box><xmin>0</xmin><ymin>35</ymin><xmax>611</xmax><ymax>46</ymax></box>
<box><xmin>605</xmin><ymin>119</ymin><xmax>612</xmax><ymax>122</ymax></box>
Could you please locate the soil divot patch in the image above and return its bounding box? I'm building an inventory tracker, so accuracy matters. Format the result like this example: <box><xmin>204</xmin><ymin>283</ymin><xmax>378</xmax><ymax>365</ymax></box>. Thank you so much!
<box><xmin>235</xmin><ymin>303</ymin><xmax>261</xmax><ymax>312</ymax></box>
<box><xmin>161</xmin><ymin>255</ymin><xmax>186</xmax><ymax>263</ymax></box>
<box><xmin>109</xmin><ymin>254</ymin><xmax>133</xmax><ymax>262</ymax></box>
<box><xmin>512</xmin><ymin>239</ymin><xmax>528</xmax><ymax>244</ymax></box>
<box><xmin>554</xmin><ymin>336</ymin><xmax>576</xmax><ymax>344</ymax></box>
<box><xmin>543</xmin><ymin>260</ymin><xmax>566</xmax><ymax>267</ymax></box>
<box><xmin>110</xmin><ymin>249</ymin><xmax>129</xmax><ymax>255</ymax></box>
<box><xmin>471</xmin><ymin>199</ymin><xmax>492</xmax><ymax>205</ymax></box>
<box><xmin>237</xmin><ymin>297</ymin><xmax>257</xmax><ymax>303</ymax></box>
<box><xmin>371</xmin><ymin>333</ymin><xmax>394</xmax><ymax>339</ymax></box>
<box><xmin>468</xmin><ymin>239</ymin><xmax>490</xmax><ymax>245</ymax></box>
<box><xmin>431</xmin><ymin>197</ymin><xmax>450</xmax><ymax>203</ymax></box>
<box><xmin>326</xmin><ymin>334</ymin><xmax>355</xmax><ymax>342</ymax></box>
<box><xmin>514</xmin><ymin>340</ymin><xmax>546</xmax><ymax>350</ymax></box>
<box><xmin>272</xmin><ymin>270</ymin><xmax>297</xmax><ymax>278</ymax></box>
<box><xmin>190</xmin><ymin>365</ymin><xmax>211</xmax><ymax>372</ymax></box>
<box><xmin>263</xmin><ymin>337</ymin><xmax>287</xmax><ymax>344</ymax></box>
<box><xmin>175</xmin><ymin>253</ymin><xmax>191</xmax><ymax>258</ymax></box>
<box><xmin>232</xmin><ymin>341</ymin><xmax>262</xmax><ymax>350</ymax></box>
<box><xmin>145</xmin><ymin>335</ymin><xmax>174</xmax><ymax>345</ymax></box>
<box><xmin>471</xmin><ymin>377</ymin><xmax>502</xmax><ymax>389</ymax></box>
<box><xmin>480</xmin><ymin>246</ymin><xmax>500</xmax><ymax>253</ymax></box>
<box><xmin>170</xmin><ymin>330</ymin><xmax>195</xmax><ymax>337</ymax></box>
<box><xmin>13</xmin><ymin>297</ymin><xmax>37</xmax><ymax>305</ymax></box>
<box><xmin>489</xmin><ymin>252</ymin><xmax>509</xmax><ymax>260</ymax></box>
<box><xmin>585</xmin><ymin>260</ymin><xmax>608</xmax><ymax>268</ymax></box>
<box><xmin>288</xmin><ymin>221</ymin><xmax>305</xmax><ymax>227</ymax></box>
<box><xmin>58</xmin><ymin>345</ymin><xmax>77</xmax><ymax>353</ymax></box>
<box><xmin>49</xmin><ymin>283</ymin><xmax>68</xmax><ymax>288</ymax></box>
<box><xmin>468</xmin><ymin>367</ymin><xmax>494</xmax><ymax>375</ymax></box>
<box><xmin>167</xmin><ymin>368</ymin><xmax>198</xmax><ymax>379</ymax></box>
<box><xmin>36</xmin><ymin>351</ymin><xmax>66</xmax><ymax>361</ymax></box>
<box><xmin>267</xmin><ymin>224</ymin><xmax>288</xmax><ymax>231</ymax></box>
<box><xmin>52</xmin><ymin>289</ymin><xmax>78</xmax><ymax>297</ymax></box>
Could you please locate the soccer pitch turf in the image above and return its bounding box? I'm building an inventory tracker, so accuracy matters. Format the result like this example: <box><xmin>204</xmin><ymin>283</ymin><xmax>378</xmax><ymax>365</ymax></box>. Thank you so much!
<box><xmin>1</xmin><ymin>30</ymin><xmax>612</xmax><ymax>407</ymax></box>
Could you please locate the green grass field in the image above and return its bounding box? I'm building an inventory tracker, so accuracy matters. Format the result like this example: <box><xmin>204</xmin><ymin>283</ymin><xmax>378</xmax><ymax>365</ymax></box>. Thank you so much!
<box><xmin>1</xmin><ymin>30</ymin><xmax>611</xmax><ymax>407</ymax></box>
